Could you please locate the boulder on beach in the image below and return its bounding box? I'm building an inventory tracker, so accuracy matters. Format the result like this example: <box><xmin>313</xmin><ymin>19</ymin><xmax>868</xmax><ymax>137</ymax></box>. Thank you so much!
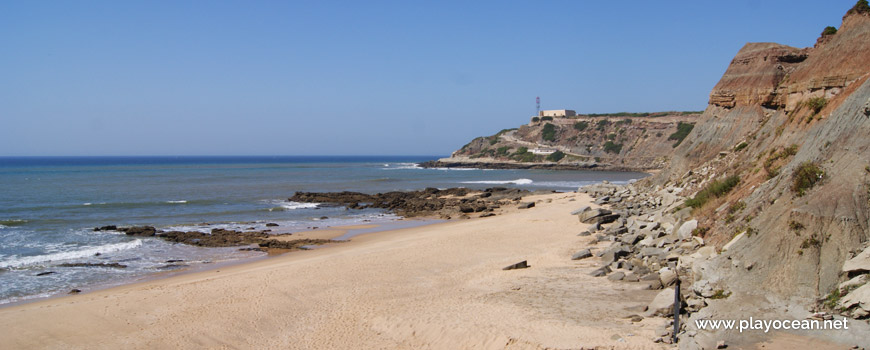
<box><xmin>571</xmin><ymin>249</ymin><xmax>593</xmax><ymax>260</ymax></box>
<box><xmin>502</xmin><ymin>260</ymin><xmax>529</xmax><ymax>270</ymax></box>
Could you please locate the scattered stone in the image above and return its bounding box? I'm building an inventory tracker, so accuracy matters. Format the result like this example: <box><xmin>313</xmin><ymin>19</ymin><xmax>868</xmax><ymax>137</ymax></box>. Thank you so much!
<box><xmin>502</xmin><ymin>260</ymin><xmax>529</xmax><ymax>270</ymax></box>
<box><xmin>518</xmin><ymin>202</ymin><xmax>535</xmax><ymax>209</ymax></box>
<box><xmin>843</xmin><ymin>246</ymin><xmax>870</xmax><ymax>275</ymax></box>
<box><xmin>676</xmin><ymin>219</ymin><xmax>698</xmax><ymax>240</ymax></box>
<box><xmin>590</xmin><ymin>266</ymin><xmax>612</xmax><ymax>277</ymax></box>
<box><xmin>265</xmin><ymin>223</ymin><xmax>279</xmax><ymax>227</ymax></box>
<box><xmin>608</xmin><ymin>271</ymin><xmax>626</xmax><ymax>281</ymax></box>
<box><xmin>645</xmin><ymin>287</ymin><xmax>680</xmax><ymax>317</ymax></box>
<box><xmin>577</xmin><ymin>209</ymin><xmax>612</xmax><ymax>223</ymax></box>
<box><xmin>570</xmin><ymin>206</ymin><xmax>591</xmax><ymax>215</ymax></box>
<box><xmin>68</xmin><ymin>289</ymin><xmax>81</xmax><ymax>294</ymax></box>
<box><xmin>630</xmin><ymin>315</ymin><xmax>644</xmax><ymax>322</ymax></box>
<box><xmin>165</xmin><ymin>259</ymin><xmax>184</xmax><ymax>263</ymax></box>
<box><xmin>36</xmin><ymin>271</ymin><xmax>56</xmax><ymax>276</ymax></box>
<box><xmin>571</xmin><ymin>249</ymin><xmax>593</xmax><ymax>260</ymax></box>
<box><xmin>479</xmin><ymin>212</ymin><xmax>496</xmax><ymax>218</ymax></box>
<box><xmin>717</xmin><ymin>340</ymin><xmax>727</xmax><ymax>349</ymax></box>
<box><xmin>93</xmin><ymin>225</ymin><xmax>117</xmax><ymax>231</ymax></box>
<box><xmin>577</xmin><ymin>230</ymin><xmax>591</xmax><ymax>236</ymax></box>
<box><xmin>623</xmin><ymin>273</ymin><xmax>640</xmax><ymax>282</ymax></box>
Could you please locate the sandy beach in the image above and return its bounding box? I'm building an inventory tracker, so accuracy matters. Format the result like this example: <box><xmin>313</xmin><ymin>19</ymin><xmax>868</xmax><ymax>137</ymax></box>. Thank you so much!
<box><xmin>0</xmin><ymin>192</ymin><xmax>667</xmax><ymax>349</ymax></box>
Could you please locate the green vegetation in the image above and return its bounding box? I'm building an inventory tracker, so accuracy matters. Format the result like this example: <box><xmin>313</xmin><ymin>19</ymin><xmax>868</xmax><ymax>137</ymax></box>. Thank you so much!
<box><xmin>728</xmin><ymin>201</ymin><xmax>746</xmax><ymax>214</ymax></box>
<box><xmin>763</xmin><ymin>144</ymin><xmax>799</xmax><ymax>178</ymax></box>
<box><xmin>685</xmin><ymin>175</ymin><xmax>740</xmax><ymax>209</ymax></box>
<box><xmin>602</xmin><ymin>141</ymin><xmax>623</xmax><ymax>154</ymax></box>
<box><xmin>824</xmin><ymin>288</ymin><xmax>842</xmax><ymax>310</ymax></box>
<box><xmin>734</xmin><ymin>142</ymin><xmax>748</xmax><ymax>152</ymax></box>
<box><xmin>792</xmin><ymin>161</ymin><xmax>824</xmax><ymax>196</ymax></box>
<box><xmin>511</xmin><ymin>147</ymin><xmax>536</xmax><ymax>162</ymax></box>
<box><xmin>800</xmin><ymin>235</ymin><xmax>822</xmax><ymax>249</ymax></box>
<box><xmin>496</xmin><ymin>146</ymin><xmax>510</xmax><ymax>157</ymax></box>
<box><xmin>546</xmin><ymin>150</ymin><xmax>565</xmax><ymax>162</ymax></box>
<box><xmin>488</xmin><ymin>137</ymin><xmax>498</xmax><ymax>145</ymax></box>
<box><xmin>614</xmin><ymin>118</ymin><xmax>632</xmax><ymax>126</ymax></box>
<box><xmin>789</xmin><ymin>221</ymin><xmax>805</xmax><ymax>232</ymax></box>
<box><xmin>667</xmin><ymin>122</ymin><xmax>695</xmax><ymax>147</ymax></box>
<box><xmin>541</xmin><ymin>116</ymin><xmax>554</xmax><ymax>121</ymax></box>
<box><xmin>692</xmin><ymin>227</ymin><xmax>710</xmax><ymax>237</ymax></box>
<box><xmin>531</xmin><ymin>117</ymin><xmax>540</xmax><ymax>123</ymax></box>
<box><xmin>596</xmin><ymin>119</ymin><xmax>610</xmax><ymax>131</ymax></box>
<box><xmin>541</xmin><ymin>123</ymin><xmax>557</xmax><ymax>142</ymax></box>
<box><xmin>805</xmin><ymin>96</ymin><xmax>827</xmax><ymax>114</ymax></box>
<box><xmin>573</xmin><ymin>121</ymin><xmax>589</xmax><ymax>131</ymax></box>
<box><xmin>822</xmin><ymin>26</ymin><xmax>838</xmax><ymax>36</ymax></box>
<box><xmin>584</xmin><ymin>111</ymin><xmax>702</xmax><ymax>118</ymax></box>
<box><xmin>849</xmin><ymin>0</ymin><xmax>870</xmax><ymax>15</ymax></box>
<box><xmin>606</xmin><ymin>133</ymin><xmax>616</xmax><ymax>140</ymax></box>
<box><xmin>709</xmin><ymin>290</ymin><xmax>731</xmax><ymax>300</ymax></box>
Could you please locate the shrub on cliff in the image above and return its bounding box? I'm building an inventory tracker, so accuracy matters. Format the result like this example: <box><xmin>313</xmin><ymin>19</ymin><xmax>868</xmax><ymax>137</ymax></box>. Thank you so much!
<box><xmin>541</xmin><ymin>116</ymin><xmax>554</xmax><ymax>121</ymax></box>
<box><xmin>531</xmin><ymin>117</ymin><xmax>540</xmax><ymax>123</ymax></box>
<box><xmin>685</xmin><ymin>175</ymin><xmax>740</xmax><ymax>209</ymax></box>
<box><xmin>668</xmin><ymin>122</ymin><xmax>695</xmax><ymax>147</ymax></box>
<box><xmin>603</xmin><ymin>141</ymin><xmax>622</xmax><ymax>154</ymax></box>
<box><xmin>596</xmin><ymin>119</ymin><xmax>610</xmax><ymax>131</ymax></box>
<box><xmin>848</xmin><ymin>0</ymin><xmax>870</xmax><ymax>15</ymax></box>
<box><xmin>805</xmin><ymin>96</ymin><xmax>827</xmax><ymax>114</ymax></box>
<box><xmin>546</xmin><ymin>150</ymin><xmax>565</xmax><ymax>162</ymax></box>
<box><xmin>542</xmin><ymin>123</ymin><xmax>557</xmax><ymax>141</ymax></box>
<box><xmin>822</xmin><ymin>26</ymin><xmax>838</xmax><ymax>36</ymax></box>
<box><xmin>792</xmin><ymin>161</ymin><xmax>824</xmax><ymax>197</ymax></box>
<box><xmin>574</xmin><ymin>121</ymin><xmax>589</xmax><ymax>131</ymax></box>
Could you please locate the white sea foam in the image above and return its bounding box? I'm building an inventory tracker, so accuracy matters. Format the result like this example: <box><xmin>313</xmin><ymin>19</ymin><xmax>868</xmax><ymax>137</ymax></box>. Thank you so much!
<box><xmin>83</xmin><ymin>203</ymin><xmax>92</xmax><ymax>206</ymax></box>
<box><xmin>384</xmin><ymin>163</ymin><xmax>422</xmax><ymax>170</ymax></box>
<box><xmin>0</xmin><ymin>239</ymin><xmax>144</xmax><ymax>268</ymax></box>
<box><xmin>166</xmin><ymin>200</ymin><xmax>188</xmax><ymax>204</ymax></box>
<box><xmin>461</xmin><ymin>178</ymin><xmax>534</xmax><ymax>185</ymax></box>
<box><xmin>281</xmin><ymin>201</ymin><xmax>319</xmax><ymax>210</ymax></box>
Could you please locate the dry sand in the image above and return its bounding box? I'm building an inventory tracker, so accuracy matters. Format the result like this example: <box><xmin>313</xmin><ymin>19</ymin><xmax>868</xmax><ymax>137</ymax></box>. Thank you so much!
<box><xmin>0</xmin><ymin>192</ymin><xmax>668</xmax><ymax>349</ymax></box>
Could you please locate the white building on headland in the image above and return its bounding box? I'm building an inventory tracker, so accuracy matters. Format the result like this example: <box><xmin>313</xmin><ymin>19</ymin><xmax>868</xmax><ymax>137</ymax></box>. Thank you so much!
<box><xmin>530</xmin><ymin>148</ymin><xmax>557</xmax><ymax>155</ymax></box>
<box><xmin>539</xmin><ymin>109</ymin><xmax>576</xmax><ymax>117</ymax></box>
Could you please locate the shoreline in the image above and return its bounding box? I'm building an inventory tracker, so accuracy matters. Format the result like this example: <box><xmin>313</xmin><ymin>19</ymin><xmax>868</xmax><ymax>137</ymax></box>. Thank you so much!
<box><xmin>0</xmin><ymin>219</ymin><xmax>443</xmax><ymax>309</ymax></box>
<box><xmin>0</xmin><ymin>191</ymin><xmax>674</xmax><ymax>349</ymax></box>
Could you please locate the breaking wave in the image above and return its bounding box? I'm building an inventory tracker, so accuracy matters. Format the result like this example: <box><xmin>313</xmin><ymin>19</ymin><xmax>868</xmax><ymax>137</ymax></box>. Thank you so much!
<box><xmin>0</xmin><ymin>239</ymin><xmax>144</xmax><ymax>269</ymax></box>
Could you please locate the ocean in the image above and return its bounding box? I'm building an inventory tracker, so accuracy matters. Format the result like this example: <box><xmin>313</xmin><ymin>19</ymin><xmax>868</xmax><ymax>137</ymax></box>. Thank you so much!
<box><xmin>0</xmin><ymin>156</ymin><xmax>648</xmax><ymax>305</ymax></box>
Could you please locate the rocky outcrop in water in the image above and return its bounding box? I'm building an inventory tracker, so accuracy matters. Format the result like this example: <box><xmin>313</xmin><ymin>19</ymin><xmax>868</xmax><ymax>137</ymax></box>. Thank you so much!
<box><xmin>289</xmin><ymin>187</ymin><xmax>533</xmax><ymax>218</ymax></box>
<box><xmin>97</xmin><ymin>226</ymin><xmax>337</xmax><ymax>252</ymax></box>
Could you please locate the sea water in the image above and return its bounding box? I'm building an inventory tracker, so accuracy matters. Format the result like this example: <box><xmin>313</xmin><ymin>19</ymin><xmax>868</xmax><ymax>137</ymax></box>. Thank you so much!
<box><xmin>0</xmin><ymin>156</ymin><xmax>647</xmax><ymax>305</ymax></box>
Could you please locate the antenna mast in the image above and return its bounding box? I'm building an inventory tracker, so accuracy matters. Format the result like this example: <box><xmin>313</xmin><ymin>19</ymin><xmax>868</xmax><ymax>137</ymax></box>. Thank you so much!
<box><xmin>536</xmin><ymin>96</ymin><xmax>541</xmax><ymax>116</ymax></box>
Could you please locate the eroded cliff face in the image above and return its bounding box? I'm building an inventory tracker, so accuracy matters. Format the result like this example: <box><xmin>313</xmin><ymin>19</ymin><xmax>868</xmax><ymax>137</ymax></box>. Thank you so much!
<box><xmin>651</xmin><ymin>10</ymin><xmax>870</xmax><ymax>311</ymax></box>
<box><xmin>708</xmin><ymin>12</ymin><xmax>870</xmax><ymax>113</ymax></box>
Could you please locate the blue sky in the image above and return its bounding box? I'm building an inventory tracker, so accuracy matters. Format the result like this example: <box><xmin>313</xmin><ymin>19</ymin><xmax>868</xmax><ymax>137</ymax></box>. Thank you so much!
<box><xmin>0</xmin><ymin>1</ymin><xmax>858</xmax><ymax>156</ymax></box>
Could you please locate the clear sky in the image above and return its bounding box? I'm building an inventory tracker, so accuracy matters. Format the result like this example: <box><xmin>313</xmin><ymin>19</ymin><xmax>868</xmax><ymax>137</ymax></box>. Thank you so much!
<box><xmin>0</xmin><ymin>1</ymin><xmax>859</xmax><ymax>156</ymax></box>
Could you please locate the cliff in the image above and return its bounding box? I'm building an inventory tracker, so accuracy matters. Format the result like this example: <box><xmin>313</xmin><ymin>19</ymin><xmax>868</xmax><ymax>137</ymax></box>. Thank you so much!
<box><xmin>640</xmin><ymin>5</ymin><xmax>870</xmax><ymax>347</ymax></box>
<box><xmin>424</xmin><ymin>112</ymin><xmax>700</xmax><ymax>171</ymax></box>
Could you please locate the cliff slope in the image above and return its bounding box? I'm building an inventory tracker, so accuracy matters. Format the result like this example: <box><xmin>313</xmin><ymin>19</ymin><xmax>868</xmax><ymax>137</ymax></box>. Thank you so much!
<box><xmin>642</xmin><ymin>5</ymin><xmax>870</xmax><ymax>347</ymax></box>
